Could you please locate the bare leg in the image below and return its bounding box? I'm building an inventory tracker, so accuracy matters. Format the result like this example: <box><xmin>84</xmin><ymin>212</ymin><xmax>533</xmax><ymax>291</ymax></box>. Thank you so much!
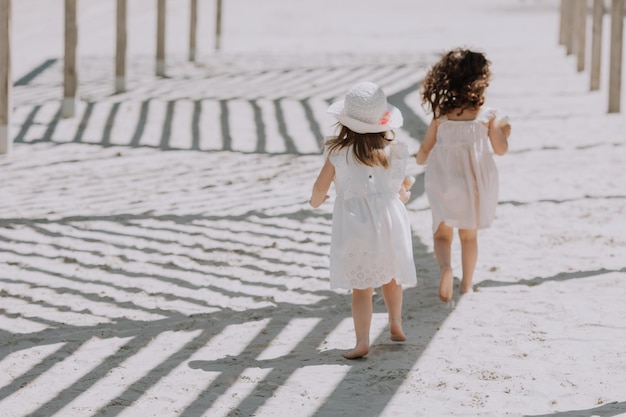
<box><xmin>343</xmin><ymin>288</ymin><xmax>374</xmax><ymax>359</ymax></box>
<box><xmin>458</xmin><ymin>228</ymin><xmax>478</xmax><ymax>294</ymax></box>
<box><xmin>381</xmin><ymin>279</ymin><xmax>405</xmax><ymax>341</ymax></box>
<box><xmin>433</xmin><ymin>222</ymin><xmax>454</xmax><ymax>302</ymax></box>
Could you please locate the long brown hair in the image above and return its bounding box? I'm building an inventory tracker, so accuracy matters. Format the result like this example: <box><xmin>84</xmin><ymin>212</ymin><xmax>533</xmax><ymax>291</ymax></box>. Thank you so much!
<box><xmin>421</xmin><ymin>48</ymin><xmax>491</xmax><ymax>119</ymax></box>
<box><xmin>325</xmin><ymin>124</ymin><xmax>394</xmax><ymax>168</ymax></box>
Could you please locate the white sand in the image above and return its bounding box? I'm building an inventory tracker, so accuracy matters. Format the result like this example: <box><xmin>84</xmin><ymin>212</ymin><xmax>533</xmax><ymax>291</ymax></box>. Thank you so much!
<box><xmin>1</xmin><ymin>1</ymin><xmax>626</xmax><ymax>416</ymax></box>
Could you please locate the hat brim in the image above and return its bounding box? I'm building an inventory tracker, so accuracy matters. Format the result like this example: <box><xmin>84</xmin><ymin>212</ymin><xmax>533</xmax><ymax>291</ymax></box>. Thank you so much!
<box><xmin>327</xmin><ymin>100</ymin><xmax>403</xmax><ymax>134</ymax></box>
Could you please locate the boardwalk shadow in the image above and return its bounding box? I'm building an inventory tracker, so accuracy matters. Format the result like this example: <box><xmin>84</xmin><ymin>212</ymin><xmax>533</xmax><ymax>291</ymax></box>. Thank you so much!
<box><xmin>2</xmin><ymin>53</ymin><xmax>440</xmax><ymax>412</ymax></box>
<box><xmin>11</xmin><ymin>56</ymin><xmax>429</xmax><ymax>155</ymax></box>
<box><xmin>0</xmin><ymin>205</ymin><xmax>442</xmax><ymax>416</ymax></box>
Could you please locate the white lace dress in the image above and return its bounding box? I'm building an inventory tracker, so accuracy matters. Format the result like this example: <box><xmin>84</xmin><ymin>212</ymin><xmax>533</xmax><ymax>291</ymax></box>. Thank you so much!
<box><xmin>328</xmin><ymin>141</ymin><xmax>418</xmax><ymax>290</ymax></box>
<box><xmin>424</xmin><ymin>107</ymin><xmax>500</xmax><ymax>233</ymax></box>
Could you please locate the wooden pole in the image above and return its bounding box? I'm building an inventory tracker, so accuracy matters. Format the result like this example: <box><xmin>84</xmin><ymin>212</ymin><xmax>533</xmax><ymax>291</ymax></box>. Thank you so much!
<box><xmin>0</xmin><ymin>0</ymin><xmax>11</xmax><ymax>154</ymax></box>
<box><xmin>215</xmin><ymin>0</ymin><xmax>222</xmax><ymax>51</ymax></box>
<box><xmin>590</xmin><ymin>0</ymin><xmax>604</xmax><ymax>90</ymax></box>
<box><xmin>564</xmin><ymin>0</ymin><xmax>575</xmax><ymax>54</ymax></box>
<box><xmin>156</xmin><ymin>0</ymin><xmax>166</xmax><ymax>76</ymax></box>
<box><xmin>189</xmin><ymin>0</ymin><xmax>197</xmax><ymax>61</ymax></box>
<box><xmin>560</xmin><ymin>0</ymin><xmax>568</xmax><ymax>45</ymax></box>
<box><xmin>608</xmin><ymin>0</ymin><xmax>624</xmax><ymax>113</ymax></box>
<box><xmin>575</xmin><ymin>0</ymin><xmax>587</xmax><ymax>72</ymax></box>
<box><xmin>63</xmin><ymin>0</ymin><xmax>78</xmax><ymax>118</ymax></box>
<box><xmin>115</xmin><ymin>0</ymin><xmax>127</xmax><ymax>93</ymax></box>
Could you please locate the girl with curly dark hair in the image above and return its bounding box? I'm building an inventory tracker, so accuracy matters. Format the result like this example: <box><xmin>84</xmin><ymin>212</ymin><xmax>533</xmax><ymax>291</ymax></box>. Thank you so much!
<box><xmin>414</xmin><ymin>48</ymin><xmax>511</xmax><ymax>304</ymax></box>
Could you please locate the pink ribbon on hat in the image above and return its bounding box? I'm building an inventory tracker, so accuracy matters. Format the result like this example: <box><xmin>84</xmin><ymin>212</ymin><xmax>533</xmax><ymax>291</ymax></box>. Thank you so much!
<box><xmin>379</xmin><ymin>111</ymin><xmax>390</xmax><ymax>125</ymax></box>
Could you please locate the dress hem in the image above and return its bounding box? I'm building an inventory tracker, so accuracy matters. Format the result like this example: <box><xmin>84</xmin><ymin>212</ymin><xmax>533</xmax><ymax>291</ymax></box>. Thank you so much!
<box><xmin>432</xmin><ymin>219</ymin><xmax>494</xmax><ymax>234</ymax></box>
<box><xmin>330</xmin><ymin>277</ymin><xmax>418</xmax><ymax>290</ymax></box>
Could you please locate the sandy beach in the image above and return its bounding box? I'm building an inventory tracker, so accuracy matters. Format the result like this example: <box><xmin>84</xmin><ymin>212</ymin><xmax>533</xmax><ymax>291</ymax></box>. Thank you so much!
<box><xmin>1</xmin><ymin>1</ymin><xmax>625</xmax><ymax>416</ymax></box>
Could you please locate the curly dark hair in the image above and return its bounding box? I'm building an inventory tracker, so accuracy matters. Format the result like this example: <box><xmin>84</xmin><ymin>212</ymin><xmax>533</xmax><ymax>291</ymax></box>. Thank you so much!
<box><xmin>421</xmin><ymin>48</ymin><xmax>491</xmax><ymax>119</ymax></box>
<box><xmin>325</xmin><ymin>124</ymin><xmax>394</xmax><ymax>168</ymax></box>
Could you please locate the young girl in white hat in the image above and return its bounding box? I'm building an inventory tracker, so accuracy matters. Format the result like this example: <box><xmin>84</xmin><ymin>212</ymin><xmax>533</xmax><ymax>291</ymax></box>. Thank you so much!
<box><xmin>310</xmin><ymin>81</ymin><xmax>418</xmax><ymax>359</ymax></box>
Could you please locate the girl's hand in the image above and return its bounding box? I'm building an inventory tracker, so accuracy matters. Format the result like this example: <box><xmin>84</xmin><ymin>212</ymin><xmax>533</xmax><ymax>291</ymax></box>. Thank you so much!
<box><xmin>495</xmin><ymin>115</ymin><xmax>511</xmax><ymax>139</ymax></box>
<box><xmin>399</xmin><ymin>176</ymin><xmax>415</xmax><ymax>204</ymax></box>
<box><xmin>498</xmin><ymin>116</ymin><xmax>511</xmax><ymax>139</ymax></box>
<box><xmin>488</xmin><ymin>115</ymin><xmax>510</xmax><ymax>155</ymax></box>
<box><xmin>403</xmin><ymin>176</ymin><xmax>415</xmax><ymax>189</ymax></box>
<box><xmin>399</xmin><ymin>188</ymin><xmax>411</xmax><ymax>204</ymax></box>
<box><xmin>490</xmin><ymin>115</ymin><xmax>511</xmax><ymax>139</ymax></box>
<box><xmin>309</xmin><ymin>195</ymin><xmax>329</xmax><ymax>207</ymax></box>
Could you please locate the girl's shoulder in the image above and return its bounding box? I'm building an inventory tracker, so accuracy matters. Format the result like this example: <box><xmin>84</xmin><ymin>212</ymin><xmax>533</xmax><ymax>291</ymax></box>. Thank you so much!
<box><xmin>326</xmin><ymin>144</ymin><xmax>349</xmax><ymax>163</ymax></box>
<box><xmin>323</xmin><ymin>136</ymin><xmax>346</xmax><ymax>155</ymax></box>
<box><xmin>477</xmin><ymin>106</ymin><xmax>499</xmax><ymax>122</ymax></box>
<box><xmin>387</xmin><ymin>140</ymin><xmax>409</xmax><ymax>159</ymax></box>
<box><xmin>434</xmin><ymin>114</ymin><xmax>448</xmax><ymax>125</ymax></box>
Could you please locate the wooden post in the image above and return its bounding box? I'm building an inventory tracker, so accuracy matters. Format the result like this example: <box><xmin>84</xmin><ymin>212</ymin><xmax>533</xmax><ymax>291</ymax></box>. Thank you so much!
<box><xmin>215</xmin><ymin>0</ymin><xmax>222</xmax><ymax>51</ymax></box>
<box><xmin>563</xmin><ymin>0</ymin><xmax>575</xmax><ymax>54</ymax></box>
<box><xmin>590</xmin><ymin>0</ymin><xmax>604</xmax><ymax>90</ymax></box>
<box><xmin>115</xmin><ymin>0</ymin><xmax>127</xmax><ymax>93</ymax></box>
<box><xmin>574</xmin><ymin>0</ymin><xmax>587</xmax><ymax>72</ymax></box>
<box><xmin>608</xmin><ymin>0</ymin><xmax>624</xmax><ymax>113</ymax></box>
<box><xmin>156</xmin><ymin>0</ymin><xmax>166</xmax><ymax>76</ymax></box>
<box><xmin>0</xmin><ymin>0</ymin><xmax>11</xmax><ymax>154</ymax></box>
<box><xmin>63</xmin><ymin>0</ymin><xmax>78</xmax><ymax>118</ymax></box>
<box><xmin>560</xmin><ymin>0</ymin><xmax>569</xmax><ymax>45</ymax></box>
<box><xmin>189</xmin><ymin>0</ymin><xmax>197</xmax><ymax>61</ymax></box>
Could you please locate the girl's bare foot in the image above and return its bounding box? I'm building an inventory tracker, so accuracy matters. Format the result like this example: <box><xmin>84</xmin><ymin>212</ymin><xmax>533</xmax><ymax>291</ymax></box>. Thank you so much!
<box><xmin>439</xmin><ymin>267</ymin><xmax>454</xmax><ymax>303</ymax></box>
<box><xmin>343</xmin><ymin>344</ymin><xmax>369</xmax><ymax>359</ymax></box>
<box><xmin>460</xmin><ymin>278</ymin><xmax>474</xmax><ymax>294</ymax></box>
<box><xmin>389</xmin><ymin>323</ymin><xmax>406</xmax><ymax>342</ymax></box>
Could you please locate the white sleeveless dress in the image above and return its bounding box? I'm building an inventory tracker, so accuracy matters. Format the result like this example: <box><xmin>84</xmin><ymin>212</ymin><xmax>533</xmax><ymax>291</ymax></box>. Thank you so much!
<box><xmin>328</xmin><ymin>141</ymin><xmax>418</xmax><ymax>290</ymax></box>
<box><xmin>424</xmin><ymin>107</ymin><xmax>500</xmax><ymax>233</ymax></box>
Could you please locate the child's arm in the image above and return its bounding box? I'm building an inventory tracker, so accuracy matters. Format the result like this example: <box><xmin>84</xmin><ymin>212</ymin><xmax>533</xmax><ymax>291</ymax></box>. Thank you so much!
<box><xmin>398</xmin><ymin>176</ymin><xmax>415</xmax><ymax>204</ymax></box>
<box><xmin>414</xmin><ymin>119</ymin><xmax>438</xmax><ymax>165</ymax></box>
<box><xmin>309</xmin><ymin>158</ymin><xmax>335</xmax><ymax>208</ymax></box>
<box><xmin>488</xmin><ymin>115</ymin><xmax>511</xmax><ymax>155</ymax></box>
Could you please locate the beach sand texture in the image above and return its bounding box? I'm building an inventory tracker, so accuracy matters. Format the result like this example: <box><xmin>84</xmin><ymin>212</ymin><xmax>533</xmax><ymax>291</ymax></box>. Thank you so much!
<box><xmin>1</xmin><ymin>1</ymin><xmax>626</xmax><ymax>416</ymax></box>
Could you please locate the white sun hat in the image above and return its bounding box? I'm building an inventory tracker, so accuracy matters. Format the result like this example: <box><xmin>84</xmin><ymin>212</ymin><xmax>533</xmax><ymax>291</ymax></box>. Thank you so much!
<box><xmin>327</xmin><ymin>81</ymin><xmax>403</xmax><ymax>134</ymax></box>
